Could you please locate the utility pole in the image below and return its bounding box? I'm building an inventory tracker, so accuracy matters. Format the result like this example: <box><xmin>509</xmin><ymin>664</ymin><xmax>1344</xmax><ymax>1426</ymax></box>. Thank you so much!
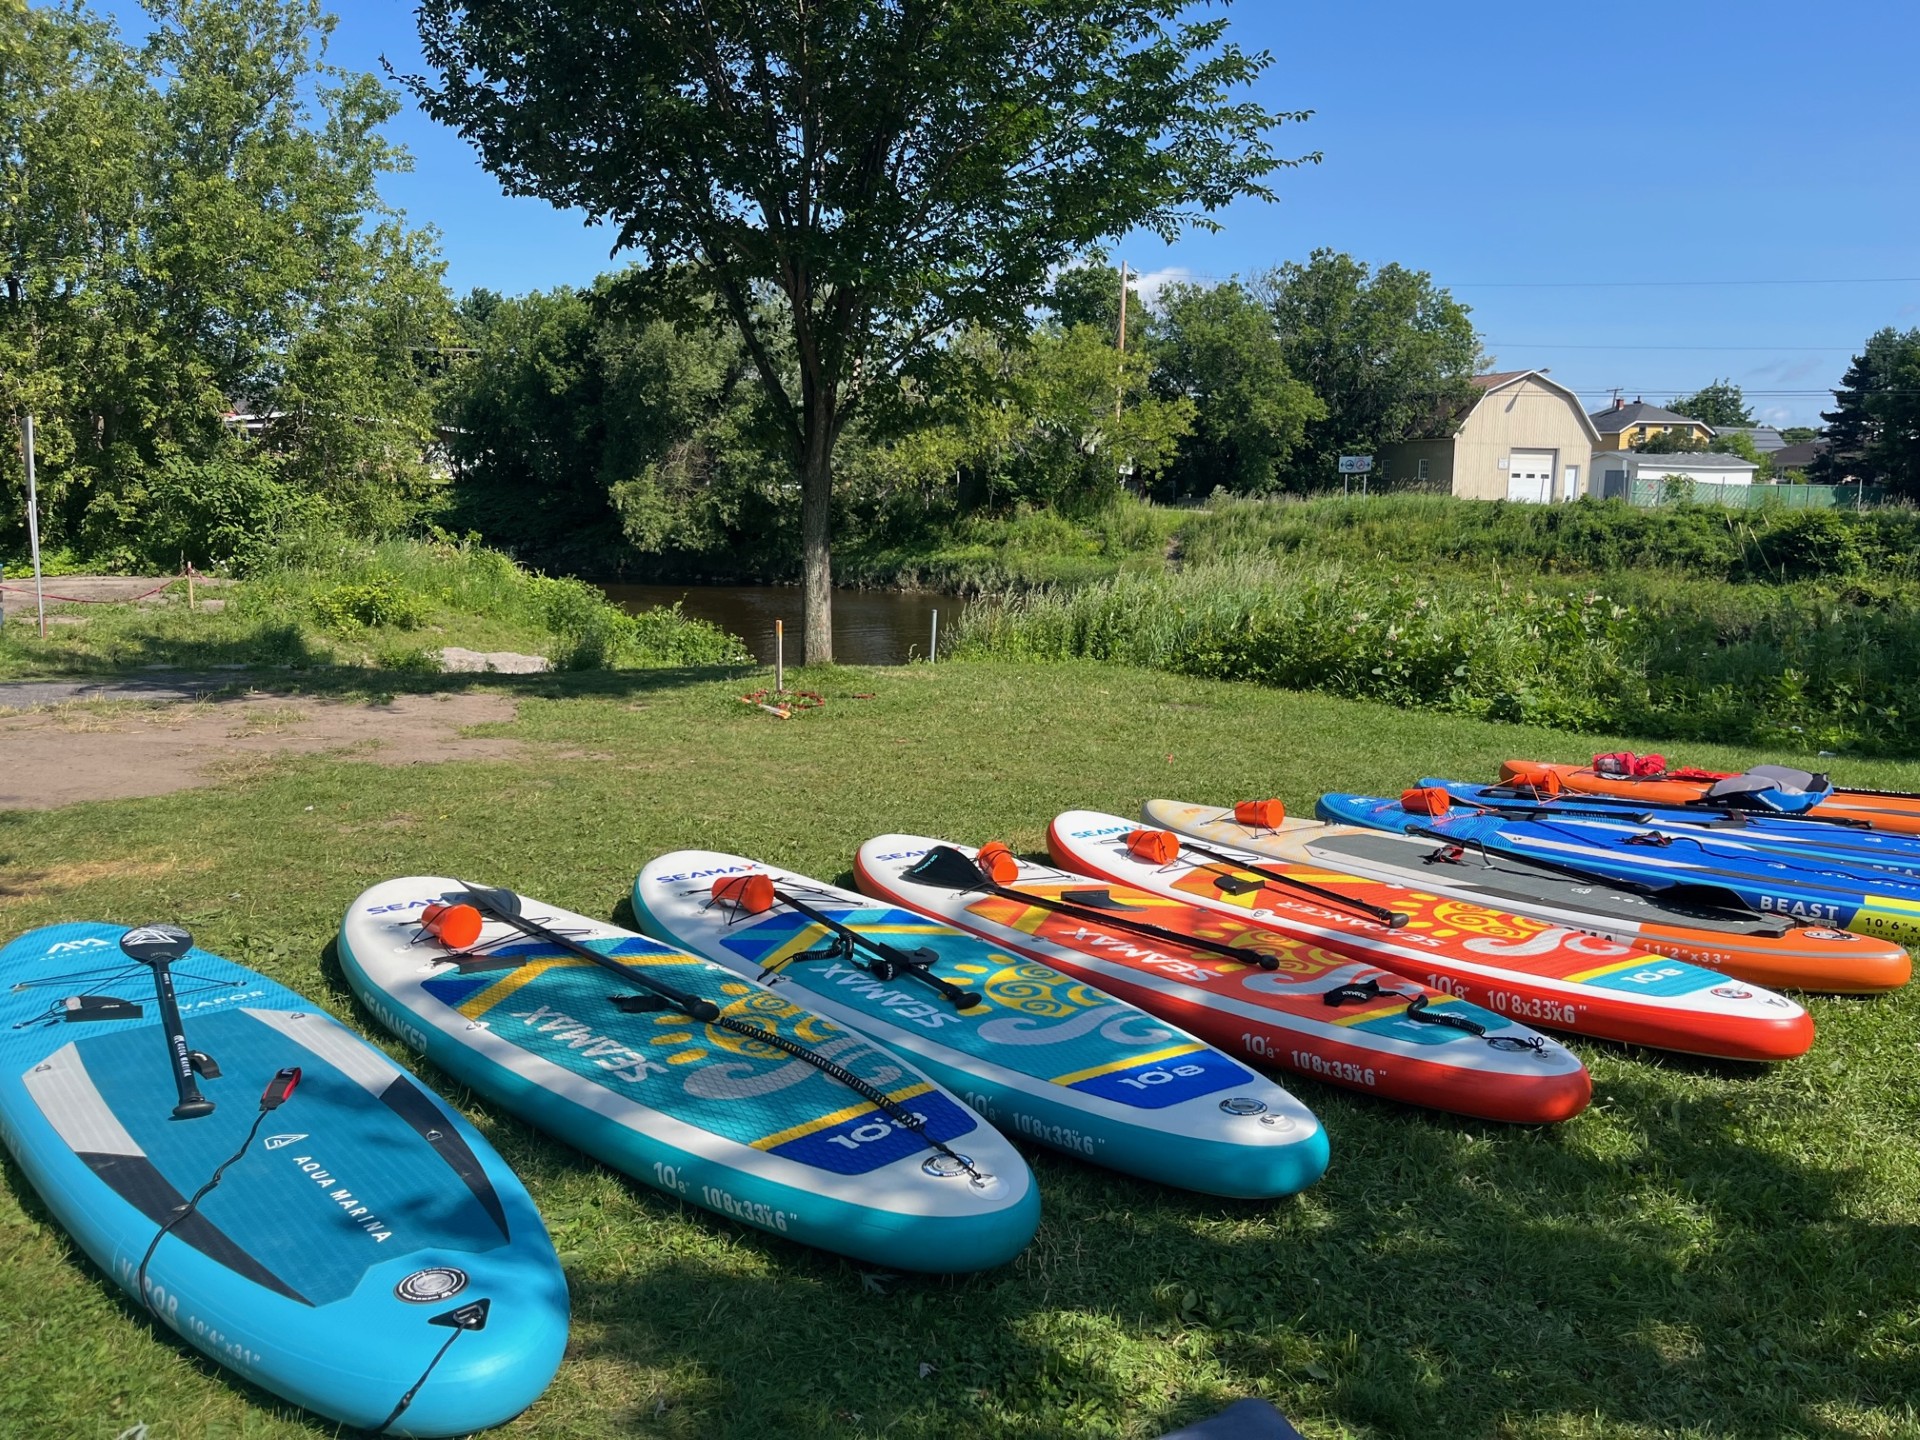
<box><xmin>6</xmin><ymin>274</ymin><xmax>47</xmax><ymax>637</ymax></box>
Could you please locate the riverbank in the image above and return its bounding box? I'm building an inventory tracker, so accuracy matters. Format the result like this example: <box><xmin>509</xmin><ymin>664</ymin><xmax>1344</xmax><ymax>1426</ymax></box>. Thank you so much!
<box><xmin>2</xmin><ymin>660</ymin><xmax>1915</xmax><ymax>1439</ymax></box>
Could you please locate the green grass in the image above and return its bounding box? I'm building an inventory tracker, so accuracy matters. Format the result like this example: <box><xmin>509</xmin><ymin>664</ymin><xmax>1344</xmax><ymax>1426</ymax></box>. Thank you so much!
<box><xmin>2</xmin><ymin>661</ymin><xmax>1918</xmax><ymax>1438</ymax></box>
<box><xmin>0</xmin><ymin>538</ymin><xmax>749</xmax><ymax>679</ymax></box>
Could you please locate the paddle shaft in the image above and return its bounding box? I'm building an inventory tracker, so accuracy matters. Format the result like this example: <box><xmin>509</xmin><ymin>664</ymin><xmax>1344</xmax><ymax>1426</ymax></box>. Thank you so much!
<box><xmin>980</xmin><ymin>880</ymin><xmax>1280</xmax><ymax>971</ymax></box>
<box><xmin>1175</xmin><ymin>841</ymin><xmax>1406</xmax><ymax>929</ymax></box>
<box><xmin>461</xmin><ymin>889</ymin><xmax>722</xmax><ymax>1023</ymax></box>
<box><xmin>773</xmin><ymin>888</ymin><xmax>981</xmax><ymax>1009</ymax></box>
<box><xmin>1474</xmin><ymin>786</ymin><xmax>1869</xmax><ymax>831</ymax></box>
<box><xmin>146</xmin><ymin>960</ymin><xmax>214</xmax><ymax>1120</ymax></box>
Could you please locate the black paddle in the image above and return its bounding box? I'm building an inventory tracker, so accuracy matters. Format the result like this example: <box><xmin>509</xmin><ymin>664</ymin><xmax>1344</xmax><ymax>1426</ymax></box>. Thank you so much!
<box><xmin>119</xmin><ymin>925</ymin><xmax>217</xmax><ymax>1120</ymax></box>
<box><xmin>1170</xmin><ymin>841</ymin><xmax>1409</xmax><ymax>930</ymax></box>
<box><xmin>1467</xmin><ymin>784</ymin><xmax>1872</xmax><ymax>831</ymax></box>
<box><xmin>736</xmin><ymin>882</ymin><xmax>984</xmax><ymax>1011</ymax></box>
<box><xmin>903</xmin><ymin>846</ymin><xmax>1282</xmax><ymax>971</ymax></box>
<box><xmin>456</xmin><ymin>885</ymin><xmax>722</xmax><ymax>1023</ymax></box>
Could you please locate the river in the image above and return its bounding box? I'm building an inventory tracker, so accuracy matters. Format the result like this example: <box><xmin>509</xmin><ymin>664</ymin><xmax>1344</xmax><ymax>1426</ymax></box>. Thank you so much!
<box><xmin>601</xmin><ymin>584</ymin><xmax>953</xmax><ymax>666</ymax></box>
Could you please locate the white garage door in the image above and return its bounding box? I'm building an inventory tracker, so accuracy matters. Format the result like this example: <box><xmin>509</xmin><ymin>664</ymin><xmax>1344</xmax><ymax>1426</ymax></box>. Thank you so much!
<box><xmin>1507</xmin><ymin>449</ymin><xmax>1555</xmax><ymax>503</ymax></box>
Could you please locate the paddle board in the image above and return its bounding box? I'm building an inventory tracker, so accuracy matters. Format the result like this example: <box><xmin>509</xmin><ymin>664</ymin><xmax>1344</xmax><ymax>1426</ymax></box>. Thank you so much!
<box><xmin>1051</xmin><ymin>811</ymin><xmax>1814</xmax><ymax>1062</ymax></box>
<box><xmin>1145</xmin><ymin>799</ymin><xmax>1909</xmax><ymax>994</ymax></box>
<box><xmin>1317</xmin><ymin>792</ymin><xmax>1920</xmax><ymax>956</ymax></box>
<box><xmin>854</xmin><ymin>834</ymin><xmax>1590</xmax><ymax>1124</ymax></box>
<box><xmin>0</xmin><ymin>922</ymin><xmax>567</xmax><ymax>1436</ymax></box>
<box><xmin>1503</xmin><ymin>759</ymin><xmax>1920</xmax><ymax>836</ymax></box>
<box><xmin>636</xmin><ymin>853</ymin><xmax>1331</xmax><ymax>1198</ymax></box>
<box><xmin>339</xmin><ymin>879</ymin><xmax>1037</xmax><ymax>1273</ymax></box>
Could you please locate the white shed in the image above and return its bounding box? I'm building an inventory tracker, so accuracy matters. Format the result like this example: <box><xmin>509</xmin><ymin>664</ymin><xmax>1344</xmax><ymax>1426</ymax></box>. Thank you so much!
<box><xmin>1594</xmin><ymin>450</ymin><xmax>1758</xmax><ymax>499</ymax></box>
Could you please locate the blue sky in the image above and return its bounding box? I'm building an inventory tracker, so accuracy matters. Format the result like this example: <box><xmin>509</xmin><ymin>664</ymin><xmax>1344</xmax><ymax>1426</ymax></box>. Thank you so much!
<box><xmin>117</xmin><ymin>0</ymin><xmax>1920</xmax><ymax>426</ymax></box>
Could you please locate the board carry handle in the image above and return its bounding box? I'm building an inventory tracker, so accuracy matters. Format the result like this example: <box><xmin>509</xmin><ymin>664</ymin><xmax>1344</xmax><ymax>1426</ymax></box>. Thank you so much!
<box><xmin>119</xmin><ymin>925</ymin><xmax>216</xmax><ymax>1119</ymax></box>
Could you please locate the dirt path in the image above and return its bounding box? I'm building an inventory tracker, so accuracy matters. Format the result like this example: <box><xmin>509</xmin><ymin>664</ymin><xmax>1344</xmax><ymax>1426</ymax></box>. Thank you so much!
<box><xmin>1</xmin><ymin>691</ymin><xmax>524</xmax><ymax>810</ymax></box>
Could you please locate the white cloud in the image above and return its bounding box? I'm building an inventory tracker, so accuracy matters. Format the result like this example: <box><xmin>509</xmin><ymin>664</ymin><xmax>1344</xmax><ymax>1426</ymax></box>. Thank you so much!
<box><xmin>1131</xmin><ymin>266</ymin><xmax>1209</xmax><ymax>311</ymax></box>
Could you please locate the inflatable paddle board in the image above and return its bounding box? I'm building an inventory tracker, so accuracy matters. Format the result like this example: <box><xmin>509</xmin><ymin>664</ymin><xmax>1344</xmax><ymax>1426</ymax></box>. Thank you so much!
<box><xmin>1417</xmin><ymin>779</ymin><xmax>1920</xmax><ymax>878</ymax></box>
<box><xmin>636</xmin><ymin>853</ymin><xmax>1331</xmax><ymax>1197</ymax></box>
<box><xmin>340</xmin><ymin>879</ymin><xmax>1036</xmax><ymax>1273</ymax></box>
<box><xmin>1144</xmin><ymin>799</ymin><xmax>1909</xmax><ymax>994</ymax></box>
<box><xmin>0</xmin><ymin>922</ymin><xmax>567</xmax><ymax>1436</ymax></box>
<box><xmin>1317</xmin><ymin>794</ymin><xmax>1920</xmax><ymax>955</ymax></box>
<box><xmin>1503</xmin><ymin>758</ymin><xmax>1920</xmax><ymax>836</ymax></box>
<box><xmin>854</xmin><ymin>835</ymin><xmax>1590</xmax><ymax>1124</ymax></box>
<box><xmin>1051</xmin><ymin>811</ymin><xmax>1814</xmax><ymax>1062</ymax></box>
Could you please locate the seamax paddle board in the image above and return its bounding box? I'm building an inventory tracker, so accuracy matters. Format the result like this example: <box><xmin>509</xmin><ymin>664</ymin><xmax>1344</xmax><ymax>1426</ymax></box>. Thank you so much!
<box><xmin>1146</xmin><ymin>799</ymin><xmax>1909</xmax><ymax>994</ymax></box>
<box><xmin>340</xmin><ymin>879</ymin><xmax>1036</xmax><ymax>1273</ymax></box>
<box><xmin>636</xmin><ymin>852</ymin><xmax>1331</xmax><ymax>1198</ymax></box>
<box><xmin>1052</xmin><ymin>811</ymin><xmax>1814</xmax><ymax>1062</ymax></box>
<box><xmin>854</xmin><ymin>834</ymin><xmax>1589</xmax><ymax>1124</ymax></box>
<box><xmin>0</xmin><ymin>922</ymin><xmax>567</xmax><ymax>1436</ymax></box>
<box><xmin>1319</xmin><ymin>793</ymin><xmax>1920</xmax><ymax>953</ymax></box>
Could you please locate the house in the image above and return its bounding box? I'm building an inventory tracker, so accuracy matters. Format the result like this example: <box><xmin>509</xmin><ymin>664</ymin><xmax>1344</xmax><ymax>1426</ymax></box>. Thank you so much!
<box><xmin>1768</xmin><ymin>438</ymin><xmax>1828</xmax><ymax>473</ymax></box>
<box><xmin>1378</xmin><ymin>370</ymin><xmax>1603</xmax><ymax>502</ymax></box>
<box><xmin>1712</xmin><ymin>424</ymin><xmax>1786</xmax><ymax>453</ymax></box>
<box><xmin>1589</xmin><ymin>398</ymin><xmax>1715</xmax><ymax>452</ymax></box>
<box><xmin>1593</xmin><ymin>450</ymin><xmax>1758</xmax><ymax>499</ymax></box>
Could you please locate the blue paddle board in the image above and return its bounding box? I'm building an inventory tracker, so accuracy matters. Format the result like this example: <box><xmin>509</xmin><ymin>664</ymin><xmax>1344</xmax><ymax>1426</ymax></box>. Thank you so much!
<box><xmin>0</xmin><ymin>922</ymin><xmax>567</xmax><ymax>1436</ymax></box>
<box><xmin>635</xmin><ymin>852</ymin><xmax>1332</xmax><ymax>1199</ymax></box>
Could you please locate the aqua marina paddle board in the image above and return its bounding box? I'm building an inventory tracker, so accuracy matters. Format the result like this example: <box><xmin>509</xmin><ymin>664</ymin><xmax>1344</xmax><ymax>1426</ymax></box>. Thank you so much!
<box><xmin>635</xmin><ymin>852</ymin><xmax>1330</xmax><ymax>1198</ymax></box>
<box><xmin>0</xmin><ymin>922</ymin><xmax>567</xmax><ymax>1436</ymax></box>
<box><xmin>339</xmin><ymin>878</ymin><xmax>1036</xmax><ymax>1272</ymax></box>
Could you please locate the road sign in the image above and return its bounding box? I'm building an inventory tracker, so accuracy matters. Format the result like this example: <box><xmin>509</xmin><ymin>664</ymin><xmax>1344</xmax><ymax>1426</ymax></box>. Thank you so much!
<box><xmin>1337</xmin><ymin>455</ymin><xmax>1373</xmax><ymax>474</ymax></box>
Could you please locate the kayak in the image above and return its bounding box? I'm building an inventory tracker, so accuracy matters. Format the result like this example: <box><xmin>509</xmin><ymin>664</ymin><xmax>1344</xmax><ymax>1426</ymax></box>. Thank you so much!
<box><xmin>1504</xmin><ymin>758</ymin><xmax>1920</xmax><ymax>836</ymax></box>
<box><xmin>1142</xmin><ymin>798</ymin><xmax>1909</xmax><ymax>994</ymax></box>
<box><xmin>635</xmin><ymin>852</ymin><xmax>1331</xmax><ymax>1198</ymax></box>
<box><xmin>1051</xmin><ymin>811</ymin><xmax>1814</xmax><ymax>1063</ymax></box>
<box><xmin>854</xmin><ymin>833</ymin><xmax>1590</xmax><ymax>1124</ymax></box>
<box><xmin>1419</xmin><ymin>778</ymin><xmax>1920</xmax><ymax>878</ymax></box>
<box><xmin>1318</xmin><ymin>793</ymin><xmax>1920</xmax><ymax>954</ymax></box>
<box><xmin>0</xmin><ymin>921</ymin><xmax>567</xmax><ymax>1436</ymax></box>
<box><xmin>339</xmin><ymin>878</ymin><xmax>1038</xmax><ymax>1273</ymax></box>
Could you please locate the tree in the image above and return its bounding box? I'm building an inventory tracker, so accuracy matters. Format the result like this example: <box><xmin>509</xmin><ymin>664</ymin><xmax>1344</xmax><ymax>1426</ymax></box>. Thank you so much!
<box><xmin>1047</xmin><ymin>258</ymin><xmax>1142</xmax><ymax>341</ymax></box>
<box><xmin>1815</xmin><ymin>327</ymin><xmax>1920</xmax><ymax>497</ymax></box>
<box><xmin>410</xmin><ymin>2</ymin><xmax>1310</xmax><ymax>661</ymax></box>
<box><xmin>1638</xmin><ymin>427</ymin><xmax>1711</xmax><ymax>455</ymax></box>
<box><xmin>1780</xmin><ymin>425</ymin><xmax>1820</xmax><ymax>445</ymax></box>
<box><xmin>1668</xmin><ymin>378</ymin><xmax>1752</xmax><ymax>428</ymax></box>
<box><xmin>1151</xmin><ymin>279</ymin><xmax>1322</xmax><ymax>496</ymax></box>
<box><xmin>1257</xmin><ymin>249</ymin><xmax>1481</xmax><ymax>486</ymax></box>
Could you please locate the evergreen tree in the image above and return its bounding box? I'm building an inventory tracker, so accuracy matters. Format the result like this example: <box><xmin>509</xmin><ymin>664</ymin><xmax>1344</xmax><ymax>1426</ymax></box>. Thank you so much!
<box><xmin>1815</xmin><ymin>328</ymin><xmax>1920</xmax><ymax>497</ymax></box>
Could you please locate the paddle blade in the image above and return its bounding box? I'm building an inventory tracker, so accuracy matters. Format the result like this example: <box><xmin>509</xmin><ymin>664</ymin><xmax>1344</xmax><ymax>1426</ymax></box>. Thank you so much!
<box><xmin>1125</xmin><ymin>829</ymin><xmax>1181</xmax><ymax>865</ymax></box>
<box><xmin>119</xmin><ymin>924</ymin><xmax>192</xmax><ymax>966</ymax></box>
<box><xmin>1233</xmin><ymin>799</ymin><xmax>1285</xmax><ymax>829</ymax></box>
<box><xmin>459</xmin><ymin>884</ymin><xmax>523</xmax><ymax>919</ymax></box>
<box><xmin>421</xmin><ymin>901</ymin><xmax>483</xmax><ymax>949</ymax></box>
<box><xmin>1401</xmin><ymin>787</ymin><xmax>1451</xmax><ymax>816</ymax></box>
<box><xmin>904</xmin><ymin>846</ymin><xmax>993</xmax><ymax>892</ymax></box>
<box><xmin>712</xmin><ymin>873</ymin><xmax>776</xmax><ymax>914</ymax></box>
<box><xmin>975</xmin><ymin>841</ymin><xmax>1019</xmax><ymax>885</ymax></box>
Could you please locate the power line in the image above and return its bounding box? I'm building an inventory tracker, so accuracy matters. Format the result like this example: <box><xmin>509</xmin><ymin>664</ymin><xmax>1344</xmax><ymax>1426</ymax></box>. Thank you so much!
<box><xmin>1487</xmin><ymin>342</ymin><xmax>1860</xmax><ymax>352</ymax></box>
<box><xmin>1456</xmin><ymin>276</ymin><xmax>1920</xmax><ymax>290</ymax></box>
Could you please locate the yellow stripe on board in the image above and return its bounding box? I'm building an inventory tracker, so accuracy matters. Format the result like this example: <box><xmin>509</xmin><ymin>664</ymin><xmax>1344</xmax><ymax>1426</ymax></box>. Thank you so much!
<box><xmin>1564</xmin><ymin>954</ymin><xmax>1655</xmax><ymax>984</ymax></box>
<box><xmin>1864</xmin><ymin>893</ymin><xmax>1920</xmax><ymax>916</ymax></box>
<box><xmin>750</xmin><ymin>1082</ymin><xmax>937</xmax><ymax>1151</ymax></box>
<box><xmin>456</xmin><ymin>956</ymin><xmax>584</xmax><ymax>1017</ymax></box>
<box><xmin>1050</xmin><ymin>1042</ymin><xmax>1204</xmax><ymax>1087</ymax></box>
<box><xmin>1331</xmin><ymin>998</ymin><xmax>1412</xmax><ymax>1027</ymax></box>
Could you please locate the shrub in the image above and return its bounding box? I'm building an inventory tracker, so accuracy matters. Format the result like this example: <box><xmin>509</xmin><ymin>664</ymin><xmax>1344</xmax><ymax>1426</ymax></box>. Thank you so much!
<box><xmin>310</xmin><ymin>577</ymin><xmax>427</xmax><ymax>631</ymax></box>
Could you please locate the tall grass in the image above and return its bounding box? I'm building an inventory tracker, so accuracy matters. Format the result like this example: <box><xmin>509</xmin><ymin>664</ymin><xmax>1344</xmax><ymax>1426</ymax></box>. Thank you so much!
<box><xmin>950</xmin><ymin>558</ymin><xmax>1920</xmax><ymax>754</ymax></box>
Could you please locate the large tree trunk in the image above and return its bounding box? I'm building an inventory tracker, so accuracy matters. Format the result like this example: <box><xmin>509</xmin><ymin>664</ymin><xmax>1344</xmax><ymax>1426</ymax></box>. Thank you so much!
<box><xmin>800</xmin><ymin>421</ymin><xmax>834</xmax><ymax>664</ymax></box>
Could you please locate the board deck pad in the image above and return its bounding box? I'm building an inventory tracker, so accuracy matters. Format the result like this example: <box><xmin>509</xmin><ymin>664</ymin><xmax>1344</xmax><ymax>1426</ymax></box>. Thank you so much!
<box><xmin>340</xmin><ymin>879</ymin><xmax>1038</xmax><ymax>1273</ymax></box>
<box><xmin>855</xmin><ymin>835</ymin><xmax>1592</xmax><ymax>1125</ymax></box>
<box><xmin>1051</xmin><ymin>810</ymin><xmax>1814</xmax><ymax>1064</ymax></box>
<box><xmin>1145</xmin><ymin>800</ymin><xmax>1908</xmax><ymax>995</ymax></box>
<box><xmin>0</xmin><ymin>922</ymin><xmax>566</xmax><ymax>1436</ymax></box>
<box><xmin>636</xmin><ymin>852</ymin><xmax>1330</xmax><ymax>1199</ymax></box>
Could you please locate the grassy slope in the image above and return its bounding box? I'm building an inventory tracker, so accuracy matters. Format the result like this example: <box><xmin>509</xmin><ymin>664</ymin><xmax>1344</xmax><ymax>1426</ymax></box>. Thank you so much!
<box><xmin>1</xmin><ymin>661</ymin><xmax>1916</xmax><ymax>1440</ymax></box>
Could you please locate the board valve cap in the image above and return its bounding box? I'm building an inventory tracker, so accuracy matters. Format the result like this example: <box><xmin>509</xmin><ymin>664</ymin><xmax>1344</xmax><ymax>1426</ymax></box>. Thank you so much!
<box><xmin>420</xmin><ymin>901</ymin><xmax>483</xmax><ymax>949</ymax></box>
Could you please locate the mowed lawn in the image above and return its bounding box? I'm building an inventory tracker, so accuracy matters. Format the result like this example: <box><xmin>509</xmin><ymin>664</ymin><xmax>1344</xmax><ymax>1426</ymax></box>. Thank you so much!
<box><xmin>2</xmin><ymin>660</ymin><xmax>1916</xmax><ymax>1440</ymax></box>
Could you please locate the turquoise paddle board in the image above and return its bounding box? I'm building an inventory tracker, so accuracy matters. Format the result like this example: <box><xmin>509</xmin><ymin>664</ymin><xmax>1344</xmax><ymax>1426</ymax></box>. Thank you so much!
<box><xmin>338</xmin><ymin>878</ymin><xmax>1037</xmax><ymax>1272</ymax></box>
<box><xmin>0</xmin><ymin>922</ymin><xmax>567</xmax><ymax>1436</ymax></box>
<box><xmin>635</xmin><ymin>852</ymin><xmax>1331</xmax><ymax>1199</ymax></box>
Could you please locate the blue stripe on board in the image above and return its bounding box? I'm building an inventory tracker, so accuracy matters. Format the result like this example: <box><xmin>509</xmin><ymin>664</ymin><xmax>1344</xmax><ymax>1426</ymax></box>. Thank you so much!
<box><xmin>767</xmin><ymin>1089</ymin><xmax>977</xmax><ymax>1174</ymax></box>
<box><xmin>1068</xmin><ymin>1046</ymin><xmax>1246</xmax><ymax>1108</ymax></box>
